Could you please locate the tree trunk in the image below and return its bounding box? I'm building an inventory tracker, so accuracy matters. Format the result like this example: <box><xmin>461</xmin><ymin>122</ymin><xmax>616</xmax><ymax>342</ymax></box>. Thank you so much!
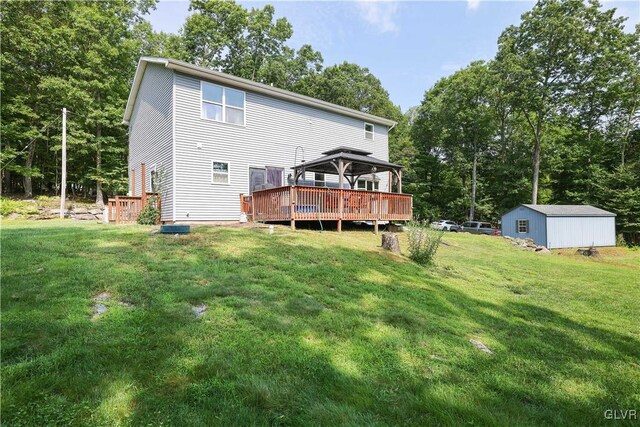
<box><xmin>95</xmin><ymin>123</ymin><xmax>104</xmax><ymax>208</ymax></box>
<box><xmin>620</xmin><ymin>101</ymin><xmax>636</xmax><ymax>166</ymax></box>
<box><xmin>469</xmin><ymin>152</ymin><xmax>478</xmax><ymax>221</ymax></box>
<box><xmin>23</xmin><ymin>140</ymin><xmax>36</xmax><ymax>198</ymax></box>
<box><xmin>381</xmin><ymin>232</ymin><xmax>401</xmax><ymax>254</ymax></box>
<box><xmin>531</xmin><ymin>133</ymin><xmax>541</xmax><ymax>205</ymax></box>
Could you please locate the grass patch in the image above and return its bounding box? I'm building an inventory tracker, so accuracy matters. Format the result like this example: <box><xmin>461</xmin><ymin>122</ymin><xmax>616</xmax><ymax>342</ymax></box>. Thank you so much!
<box><xmin>2</xmin><ymin>221</ymin><xmax>639</xmax><ymax>425</ymax></box>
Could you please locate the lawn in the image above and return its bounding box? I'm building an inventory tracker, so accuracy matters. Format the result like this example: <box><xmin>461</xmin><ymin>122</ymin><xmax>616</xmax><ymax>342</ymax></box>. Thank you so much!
<box><xmin>1</xmin><ymin>220</ymin><xmax>639</xmax><ymax>426</ymax></box>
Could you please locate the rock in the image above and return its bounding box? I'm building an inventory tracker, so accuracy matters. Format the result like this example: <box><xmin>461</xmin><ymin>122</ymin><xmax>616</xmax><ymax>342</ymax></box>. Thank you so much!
<box><xmin>577</xmin><ymin>247</ymin><xmax>599</xmax><ymax>257</ymax></box>
<box><xmin>381</xmin><ymin>232</ymin><xmax>401</xmax><ymax>254</ymax></box>
<box><xmin>92</xmin><ymin>304</ymin><xmax>107</xmax><ymax>320</ymax></box>
<box><xmin>72</xmin><ymin>207</ymin><xmax>89</xmax><ymax>214</ymax></box>
<box><xmin>73</xmin><ymin>213</ymin><xmax>97</xmax><ymax>221</ymax></box>
<box><xmin>118</xmin><ymin>301</ymin><xmax>135</xmax><ymax>308</ymax></box>
<box><xmin>535</xmin><ymin>247</ymin><xmax>551</xmax><ymax>254</ymax></box>
<box><xmin>93</xmin><ymin>292</ymin><xmax>112</xmax><ymax>302</ymax></box>
<box><xmin>36</xmin><ymin>267</ymin><xmax>45</xmax><ymax>273</ymax></box>
<box><xmin>470</xmin><ymin>338</ymin><xmax>494</xmax><ymax>354</ymax></box>
<box><xmin>7</xmin><ymin>213</ymin><xmax>22</xmax><ymax>220</ymax></box>
<box><xmin>192</xmin><ymin>304</ymin><xmax>207</xmax><ymax>318</ymax></box>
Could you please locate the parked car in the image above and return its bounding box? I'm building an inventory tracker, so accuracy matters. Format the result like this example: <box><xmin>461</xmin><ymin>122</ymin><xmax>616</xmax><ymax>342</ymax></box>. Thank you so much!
<box><xmin>430</xmin><ymin>220</ymin><xmax>461</xmax><ymax>232</ymax></box>
<box><xmin>461</xmin><ymin>221</ymin><xmax>500</xmax><ymax>235</ymax></box>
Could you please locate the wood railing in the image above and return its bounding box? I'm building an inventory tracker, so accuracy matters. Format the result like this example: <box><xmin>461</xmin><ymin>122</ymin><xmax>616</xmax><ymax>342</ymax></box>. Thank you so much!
<box><xmin>246</xmin><ymin>185</ymin><xmax>412</xmax><ymax>226</ymax></box>
<box><xmin>107</xmin><ymin>193</ymin><xmax>160</xmax><ymax>224</ymax></box>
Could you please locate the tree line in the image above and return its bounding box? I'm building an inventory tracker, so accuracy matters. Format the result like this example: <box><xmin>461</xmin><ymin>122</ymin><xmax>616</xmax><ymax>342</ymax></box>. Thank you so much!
<box><xmin>407</xmin><ymin>0</ymin><xmax>639</xmax><ymax>244</ymax></box>
<box><xmin>1</xmin><ymin>0</ymin><xmax>638</xmax><ymax>242</ymax></box>
<box><xmin>1</xmin><ymin>0</ymin><xmax>399</xmax><ymax>207</ymax></box>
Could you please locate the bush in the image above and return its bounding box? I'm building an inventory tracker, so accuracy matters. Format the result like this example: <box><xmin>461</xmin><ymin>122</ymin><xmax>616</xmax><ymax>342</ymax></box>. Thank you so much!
<box><xmin>0</xmin><ymin>197</ymin><xmax>40</xmax><ymax>216</ymax></box>
<box><xmin>137</xmin><ymin>199</ymin><xmax>160</xmax><ymax>225</ymax></box>
<box><xmin>407</xmin><ymin>221</ymin><xmax>444</xmax><ymax>265</ymax></box>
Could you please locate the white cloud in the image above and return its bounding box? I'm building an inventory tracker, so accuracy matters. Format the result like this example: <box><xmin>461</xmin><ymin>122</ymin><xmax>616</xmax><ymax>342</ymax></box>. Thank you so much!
<box><xmin>467</xmin><ymin>0</ymin><xmax>481</xmax><ymax>12</ymax></box>
<box><xmin>356</xmin><ymin>1</ymin><xmax>399</xmax><ymax>33</ymax></box>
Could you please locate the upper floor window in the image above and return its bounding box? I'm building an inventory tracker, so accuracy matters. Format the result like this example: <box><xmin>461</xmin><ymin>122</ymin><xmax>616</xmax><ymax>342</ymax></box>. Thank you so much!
<box><xmin>202</xmin><ymin>82</ymin><xmax>245</xmax><ymax>125</ymax></box>
<box><xmin>364</xmin><ymin>122</ymin><xmax>374</xmax><ymax>140</ymax></box>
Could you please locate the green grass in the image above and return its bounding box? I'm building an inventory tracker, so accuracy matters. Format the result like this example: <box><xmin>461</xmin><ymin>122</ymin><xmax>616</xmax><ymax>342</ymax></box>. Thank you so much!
<box><xmin>2</xmin><ymin>221</ymin><xmax>639</xmax><ymax>426</ymax></box>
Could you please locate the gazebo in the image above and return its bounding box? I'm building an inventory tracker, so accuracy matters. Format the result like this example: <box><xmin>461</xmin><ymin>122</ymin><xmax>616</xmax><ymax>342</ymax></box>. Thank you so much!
<box><xmin>292</xmin><ymin>147</ymin><xmax>404</xmax><ymax>193</ymax></box>
<box><xmin>244</xmin><ymin>147</ymin><xmax>412</xmax><ymax>232</ymax></box>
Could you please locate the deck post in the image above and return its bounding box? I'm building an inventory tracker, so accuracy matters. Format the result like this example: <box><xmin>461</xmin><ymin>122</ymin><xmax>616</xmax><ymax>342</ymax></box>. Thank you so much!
<box><xmin>338</xmin><ymin>188</ymin><xmax>344</xmax><ymax>233</ymax></box>
<box><xmin>115</xmin><ymin>196</ymin><xmax>120</xmax><ymax>225</ymax></box>
<box><xmin>374</xmin><ymin>219</ymin><xmax>379</xmax><ymax>235</ymax></box>
<box><xmin>131</xmin><ymin>169</ymin><xmax>135</xmax><ymax>196</ymax></box>
<box><xmin>141</xmin><ymin>163</ymin><xmax>147</xmax><ymax>208</ymax></box>
<box><xmin>398</xmin><ymin>169</ymin><xmax>402</xmax><ymax>194</ymax></box>
<box><xmin>290</xmin><ymin>186</ymin><xmax>296</xmax><ymax>230</ymax></box>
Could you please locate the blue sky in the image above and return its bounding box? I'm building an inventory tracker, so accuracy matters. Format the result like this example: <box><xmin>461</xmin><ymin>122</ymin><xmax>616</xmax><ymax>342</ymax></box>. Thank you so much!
<box><xmin>148</xmin><ymin>0</ymin><xmax>639</xmax><ymax>112</ymax></box>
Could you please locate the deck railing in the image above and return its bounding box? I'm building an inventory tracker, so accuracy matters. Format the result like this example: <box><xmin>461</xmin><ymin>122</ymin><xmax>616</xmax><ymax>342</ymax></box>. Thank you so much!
<box><xmin>107</xmin><ymin>193</ymin><xmax>160</xmax><ymax>224</ymax></box>
<box><xmin>247</xmin><ymin>185</ymin><xmax>412</xmax><ymax>225</ymax></box>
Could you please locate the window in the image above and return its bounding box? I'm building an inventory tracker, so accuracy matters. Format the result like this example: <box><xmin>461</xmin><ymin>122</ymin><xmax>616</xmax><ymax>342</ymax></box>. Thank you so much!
<box><xmin>212</xmin><ymin>161</ymin><xmax>230</xmax><ymax>184</ymax></box>
<box><xmin>314</xmin><ymin>173</ymin><xmax>325</xmax><ymax>187</ymax></box>
<box><xmin>364</xmin><ymin>122</ymin><xmax>374</xmax><ymax>140</ymax></box>
<box><xmin>517</xmin><ymin>219</ymin><xmax>529</xmax><ymax>233</ymax></box>
<box><xmin>202</xmin><ymin>82</ymin><xmax>245</xmax><ymax>125</ymax></box>
<box><xmin>356</xmin><ymin>179</ymin><xmax>379</xmax><ymax>191</ymax></box>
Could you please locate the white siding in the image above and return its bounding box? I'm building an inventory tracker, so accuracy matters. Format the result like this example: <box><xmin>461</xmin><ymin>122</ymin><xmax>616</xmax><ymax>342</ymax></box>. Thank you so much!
<box><xmin>546</xmin><ymin>216</ymin><xmax>616</xmax><ymax>249</ymax></box>
<box><xmin>128</xmin><ymin>63</ymin><xmax>174</xmax><ymax>221</ymax></box>
<box><xmin>173</xmin><ymin>72</ymin><xmax>391</xmax><ymax>221</ymax></box>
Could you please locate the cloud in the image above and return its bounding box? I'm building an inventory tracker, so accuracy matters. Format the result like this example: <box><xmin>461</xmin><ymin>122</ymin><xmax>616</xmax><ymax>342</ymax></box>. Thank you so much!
<box><xmin>467</xmin><ymin>0</ymin><xmax>481</xmax><ymax>11</ymax></box>
<box><xmin>356</xmin><ymin>1</ymin><xmax>399</xmax><ymax>33</ymax></box>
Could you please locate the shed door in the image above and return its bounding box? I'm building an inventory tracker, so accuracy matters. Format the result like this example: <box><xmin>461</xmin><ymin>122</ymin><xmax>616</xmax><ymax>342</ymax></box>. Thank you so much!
<box><xmin>249</xmin><ymin>168</ymin><xmax>266</xmax><ymax>194</ymax></box>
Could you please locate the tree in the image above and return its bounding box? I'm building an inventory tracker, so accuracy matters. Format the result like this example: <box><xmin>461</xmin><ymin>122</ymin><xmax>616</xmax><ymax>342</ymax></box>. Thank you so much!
<box><xmin>1</xmin><ymin>0</ymin><xmax>155</xmax><ymax>200</ymax></box>
<box><xmin>495</xmin><ymin>0</ymin><xmax>588</xmax><ymax>204</ymax></box>
<box><xmin>411</xmin><ymin>62</ymin><xmax>495</xmax><ymax>220</ymax></box>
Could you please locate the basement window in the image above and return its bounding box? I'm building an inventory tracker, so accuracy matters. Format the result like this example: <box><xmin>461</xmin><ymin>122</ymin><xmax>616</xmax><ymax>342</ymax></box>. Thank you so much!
<box><xmin>211</xmin><ymin>161</ymin><xmax>230</xmax><ymax>185</ymax></box>
<box><xmin>364</xmin><ymin>122</ymin><xmax>374</xmax><ymax>140</ymax></box>
<box><xmin>517</xmin><ymin>219</ymin><xmax>529</xmax><ymax>233</ymax></box>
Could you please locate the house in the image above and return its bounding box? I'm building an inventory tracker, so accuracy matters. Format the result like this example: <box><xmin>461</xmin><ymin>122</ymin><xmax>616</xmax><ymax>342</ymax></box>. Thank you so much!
<box><xmin>501</xmin><ymin>204</ymin><xmax>616</xmax><ymax>249</ymax></box>
<box><xmin>120</xmin><ymin>57</ymin><xmax>410</xmax><ymax>227</ymax></box>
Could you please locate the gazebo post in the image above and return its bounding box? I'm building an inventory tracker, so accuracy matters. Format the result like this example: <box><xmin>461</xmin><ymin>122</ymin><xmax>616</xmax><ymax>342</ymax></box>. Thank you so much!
<box><xmin>398</xmin><ymin>169</ymin><xmax>402</xmax><ymax>193</ymax></box>
<box><xmin>338</xmin><ymin>159</ymin><xmax>344</xmax><ymax>233</ymax></box>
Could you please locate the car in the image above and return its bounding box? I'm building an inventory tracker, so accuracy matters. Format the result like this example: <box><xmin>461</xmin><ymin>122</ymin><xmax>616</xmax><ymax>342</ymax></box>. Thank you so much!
<box><xmin>461</xmin><ymin>221</ymin><xmax>500</xmax><ymax>235</ymax></box>
<box><xmin>430</xmin><ymin>220</ymin><xmax>461</xmax><ymax>232</ymax></box>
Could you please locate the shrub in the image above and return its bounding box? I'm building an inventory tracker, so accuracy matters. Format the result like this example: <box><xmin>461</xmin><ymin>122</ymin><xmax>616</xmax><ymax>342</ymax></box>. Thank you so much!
<box><xmin>137</xmin><ymin>199</ymin><xmax>160</xmax><ymax>225</ymax></box>
<box><xmin>0</xmin><ymin>197</ymin><xmax>40</xmax><ymax>216</ymax></box>
<box><xmin>407</xmin><ymin>221</ymin><xmax>444</xmax><ymax>265</ymax></box>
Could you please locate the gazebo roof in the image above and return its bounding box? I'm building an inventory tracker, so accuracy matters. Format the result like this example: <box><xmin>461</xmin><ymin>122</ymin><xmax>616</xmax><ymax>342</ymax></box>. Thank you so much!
<box><xmin>293</xmin><ymin>147</ymin><xmax>403</xmax><ymax>176</ymax></box>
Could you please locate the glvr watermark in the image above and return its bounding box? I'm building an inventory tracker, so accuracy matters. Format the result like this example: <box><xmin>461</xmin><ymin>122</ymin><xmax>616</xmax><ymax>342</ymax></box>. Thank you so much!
<box><xmin>604</xmin><ymin>409</ymin><xmax>637</xmax><ymax>420</ymax></box>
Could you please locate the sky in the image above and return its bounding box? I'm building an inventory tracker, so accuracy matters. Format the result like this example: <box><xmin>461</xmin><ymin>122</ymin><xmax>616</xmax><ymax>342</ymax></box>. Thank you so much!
<box><xmin>148</xmin><ymin>0</ymin><xmax>640</xmax><ymax>112</ymax></box>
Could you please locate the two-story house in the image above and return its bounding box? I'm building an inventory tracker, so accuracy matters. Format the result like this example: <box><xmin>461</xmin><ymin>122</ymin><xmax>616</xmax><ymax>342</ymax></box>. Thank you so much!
<box><xmin>123</xmin><ymin>57</ymin><xmax>406</xmax><ymax>224</ymax></box>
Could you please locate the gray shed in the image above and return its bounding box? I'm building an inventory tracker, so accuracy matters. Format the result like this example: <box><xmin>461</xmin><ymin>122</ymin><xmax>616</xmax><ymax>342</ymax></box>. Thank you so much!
<box><xmin>501</xmin><ymin>205</ymin><xmax>616</xmax><ymax>249</ymax></box>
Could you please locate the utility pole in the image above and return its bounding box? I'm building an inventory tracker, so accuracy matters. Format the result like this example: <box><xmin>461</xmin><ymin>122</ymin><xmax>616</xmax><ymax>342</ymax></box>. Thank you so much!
<box><xmin>59</xmin><ymin>108</ymin><xmax>67</xmax><ymax>219</ymax></box>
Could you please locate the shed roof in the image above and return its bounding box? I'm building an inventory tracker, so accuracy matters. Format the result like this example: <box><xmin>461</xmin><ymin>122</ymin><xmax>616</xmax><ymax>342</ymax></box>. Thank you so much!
<box><xmin>123</xmin><ymin>57</ymin><xmax>397</xmax><ymax>127</ymax></box>
<box><xmin>521</xmin><ymin>204</ymin><xmax>615</xmax><ymax>217</ymax></box>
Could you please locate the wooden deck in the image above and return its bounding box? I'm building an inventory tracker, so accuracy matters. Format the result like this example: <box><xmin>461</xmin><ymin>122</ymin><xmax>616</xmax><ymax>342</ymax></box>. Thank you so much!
<box><xmin>244</xmin><ymin>185</ymin><xmax>412</xmax><ymax>231</ymax></box>
<box><xmin>107</xmin><ymin>193</ymin><xmax>160</xmax><ymax>224</ymax></box>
